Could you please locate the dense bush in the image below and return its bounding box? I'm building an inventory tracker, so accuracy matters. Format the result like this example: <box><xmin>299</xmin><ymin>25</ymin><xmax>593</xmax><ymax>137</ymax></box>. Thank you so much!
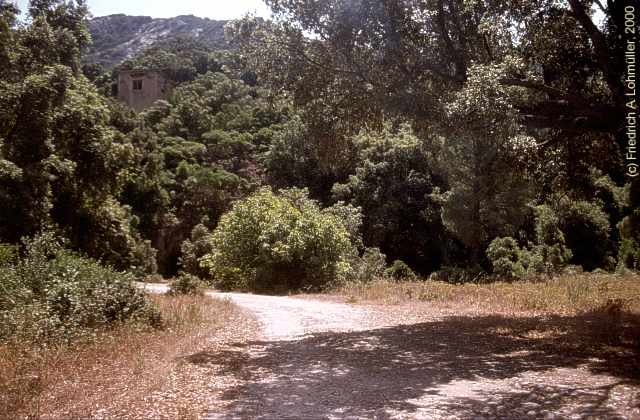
<box><xmin>0</xmin><ymin>243</ymin><xmax>18</xmax><ymax>266</ymax></box>
<box><xmin>0</xmin><ymin>232</ymin><xmax>159</xmax><ymax>343</ymax></box>
<box><xmin>487</xmin><ymin>207</ymin><xmax>573</xmax><ymax>279</ymax></box>
<box><xmin>617</xmin><ymin>179</ymin><xmax>640</xmax><ymax>271</ymax></box>
<box><xmin>167</xmin><ymin>273</ymin><xmax>205</xmax><ymax>296</ymax></box>
<box><xmin>332</xmin><ymin>124</ymin><xmax>444</xmax><ymax>274</ymax></box>
<box><xmin>179</xmin><ymin>223</ymin><xmax>215</xmax><ymax>280</ymax></box>
<box><xmin>347</xmin><ymin>247</ymin><xmax>387</xmax><ymax>283</ymax></box>
<box><xmin>618</xmin><ymin>239</ymin><xmax>640</xmax><ymax>272</ymax></box>
<box><xmin>555</xmin><ymin>199</ymin><xmax>613</xmax><ymax>271</ymax></box>
<box><xmin>486</xmin><ymin>237</ymin><xmax>526</xmax><ymax>279</ymax></box>
<box><xmin>532</xmin><ymin>204</ymin><xmax>574</xmax><ymax>274</ymax></box>
<box><xmin>385</xmin><ymin>260</ymin><xmax>417</xmax><ymax>280</ymax></box>
<box><xmin>200</xmin><ymin>187</ymin><xmax>360</xmax><ymax>291</ymax></box>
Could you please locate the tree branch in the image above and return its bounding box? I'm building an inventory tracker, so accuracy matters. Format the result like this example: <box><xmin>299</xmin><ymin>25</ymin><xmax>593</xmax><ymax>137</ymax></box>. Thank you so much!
<box><xmin>567</xmin><ymin>0</ymin><xmax>623</xmax><ymax>106</ymax></box>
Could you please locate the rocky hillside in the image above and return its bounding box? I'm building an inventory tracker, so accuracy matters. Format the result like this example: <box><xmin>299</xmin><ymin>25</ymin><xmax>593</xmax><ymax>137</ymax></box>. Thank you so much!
<box><xmin>86</xmin><ymin>14</ymin><xmax>228</xmax><ymax>68</ymax></box>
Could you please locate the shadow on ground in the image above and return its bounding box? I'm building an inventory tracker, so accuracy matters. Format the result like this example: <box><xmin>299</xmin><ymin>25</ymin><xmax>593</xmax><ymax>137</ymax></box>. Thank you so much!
<box><xmin>189</xmin><ymin>312</ymin><xmax>640</xmax><ymax>418</ymax></box>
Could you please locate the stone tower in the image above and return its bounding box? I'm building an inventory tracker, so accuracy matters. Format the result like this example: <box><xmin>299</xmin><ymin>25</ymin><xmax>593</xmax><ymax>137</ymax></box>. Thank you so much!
<box><xmin>117</xmin><ymin>69</ymin><xmax>172</xmax><ymax>111</ymax></box>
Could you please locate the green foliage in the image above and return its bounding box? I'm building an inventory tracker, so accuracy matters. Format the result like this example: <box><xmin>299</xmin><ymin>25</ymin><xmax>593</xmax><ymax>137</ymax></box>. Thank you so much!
<box><xmin>385</xmin><ymin>260</ymin><xmax>417</xmax><ymax>281</ymax></box>
<box><xmin>486</xmin><ymin>237</ymin><xmax>527</xmax><ymax>279</ymax></box>
<box><xmin>617</xmin><ymin>179</ymin><xmax>640</xmax><ymax>271</ymax></box>
<box><xmin>531</xmin><ymin>205</ymin><xmax>573</xmax><ymax>274</ymax></box>
<box><xmin>167</xmin><ymin>273</ymin><xmax>205</xmax><ymax>296</ymax></box>
<box><xmin>435</xmin><ymin>64</ymin><xmax>534</xmax><ymax>262</ymax></box>
<box><xmin>0</xmin><ymin>243</ymin><xmax>18</xmax><ymax>267</ymax></box>
<box><xmin>0</xmin><ymin>232</ymin><xmax>159</xmax><ymax>343</ymax></box>
<box><xmin>428</xmin><ymin>266</ymin><xmax>486</xmax><ymax>284</ymax></box>
<box><xmin>123</xmin><ymin>70</ymin><xmax>287</xmax><ymax>274</ymax></box>
<box><xmin>200</xmin><ymin>187</ymin><xmax>359</xmax><ymax>291</ymax></box>
<box><xmin>179</xmin><ymin>223</ymin><xmax>214</xmax><ymax>280</ymax></box>
<box><xmin>347</xmin><ymin>247</ymin><xmax>387</xmax><ymax>283</ymax></box>
<box><xmin>117</xmin><ymin>35</ymin><xmax>229</xmax><ymax>83</ymax></box>
<box><xmin>333</xmin><ymin>124</ymin><xmax>444</xmax><ymax>273</ymax></box>
<box><xmin>0</xmin><ymin>0</ymin><xmax>634</xmax><ymax>286</ymax></box>
<box><xmin>554</xmin><ymin>198</ymin><xmax>612</xmax><ymax>271</ymax></box>
<box><xmin>487</xmin><ymin>207</ymin><xmax>573</xmax><ymax>279</ymax></box>
<box><xmin>265</xmin><ymin>117</ymin><xmax>324</xmax><ymax>190</ymax></box>
<box><xmin>0</xmin><ymin>3</ymin><xmax>154</xmax><ymax>272</ymax></box>
<box><xmin>229</xmin><ymin>0</ymin><xmax>630</xmax><ymax>278</ymax></box>
<box><xmin>617</xmin><ymin>239</ymin><xmax>640</xmax><ymax>272</ymax></box>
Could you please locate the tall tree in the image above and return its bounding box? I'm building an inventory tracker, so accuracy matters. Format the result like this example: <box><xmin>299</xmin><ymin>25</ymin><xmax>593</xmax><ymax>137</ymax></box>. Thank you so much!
<box><xmin>0</xmin><ymin>1</ymin><xmax>154</xmax><ymax>270</ymax></box>
<box><xmin>433</xmin><ymin>63</ymin><xmax>534</xmax><ymax>262</ymax></box>
<box><xmin>229</xmin><ymin>0</ymin><xmax>630</xmax><ymax>148</ymax></box>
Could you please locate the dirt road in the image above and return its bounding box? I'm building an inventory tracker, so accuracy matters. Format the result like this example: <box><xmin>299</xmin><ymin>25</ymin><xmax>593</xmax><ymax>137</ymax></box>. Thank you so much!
<box><xmin>141</xmin><ymin>283</ymin><xmax>377</xmax><ymax>340</ymax></box>
<box><xmin>141</xmin><ymin>284</ymin><xmax>640</xmax><ymax>419</ymax></box>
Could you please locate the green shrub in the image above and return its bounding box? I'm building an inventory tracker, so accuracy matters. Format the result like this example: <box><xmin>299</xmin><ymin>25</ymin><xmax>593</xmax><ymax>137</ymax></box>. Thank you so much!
<box><xmin>486</xmin><ymin>237</ymin><xmax>526</xmax><ymax>279</ymax></box>
<box><xmin>179</xmin><ymin>223</ymin><xmax>215</xmax><ymax>280</ymax></box>
<box><xmin>385</xmin><ymin>260</ymin><xmax>417</xmax><ymax>280</ymax></box>
<box><xmin>617</xmin><ymin>238</ymin><xmax>640</xmax><ymax>272</ymax></box>
<box><xmin>0</xmin><ymin>243</ymin><xmax>18</xmax><ymax>267</ymax></box>
<box><xmin>200</xmin><ymin>187</ymin><xmax>359</xmax><ymax>291</ymax></box>
<box><xmin>532</xmin><ymin>205</ymin><xmax>573</xmax><ymax>273</ymax></box>
<box><xmin>167</xmin><ymin>273</ymin><xmax>205</xmax><ymax>296</ymax></box>
<box><xmin>555</xmin><ymin>199</ymin><xmax>612</xmax><ymax>271</ymax></box>
<box><xmin>486</xmin><ymin>210</ymin><xmax>572</xmax><ymax>280</ymax></box>
<box><xmin>348</xmin><ymin>247</ymin><xmax>387</xmax><ymax>282</ymax></box>
<box><xmin>130</xmin><ymin>238</ymin><xmax>159</xmax><ymax>277</ymax></box>
<box><xmin>0</xmin><ymin>232</ymin><xmax>160</xmax><ymax>343</ymax></box>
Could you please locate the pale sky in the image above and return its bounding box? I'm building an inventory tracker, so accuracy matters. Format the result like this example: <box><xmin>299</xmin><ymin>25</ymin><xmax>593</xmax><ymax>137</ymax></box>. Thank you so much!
<box><xmin>11</xmin><ymin>0</ymin><xmax>605</xmax><ymax>28</ymax></box>
<box><xmin>12</xmin><ymin>0</ymin><xmax>272</xmax><ymax>20</ymax></box>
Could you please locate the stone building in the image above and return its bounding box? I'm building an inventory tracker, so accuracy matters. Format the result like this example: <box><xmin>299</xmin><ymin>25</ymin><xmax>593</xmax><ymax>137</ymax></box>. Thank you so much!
<box><xmin>117</xmin><ymin>69</ymin><xmax>172</xmax><ymax>111</ymax></box>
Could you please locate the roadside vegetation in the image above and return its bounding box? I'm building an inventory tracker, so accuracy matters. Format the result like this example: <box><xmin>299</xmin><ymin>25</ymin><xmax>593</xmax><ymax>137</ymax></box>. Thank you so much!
<box><xmin>0</xmin><ymin>292</ymin><xmax>243</xmax><ymax>418</ymax></box>
<box><xmin>0</xmin><ymin>0</ymin><xmax>639</xmax><ymax>416</ymax></box>
<box><xmin>337</xmin><ymin>273</ymin><xmax>640</xmax><ymax>315</ymax></box>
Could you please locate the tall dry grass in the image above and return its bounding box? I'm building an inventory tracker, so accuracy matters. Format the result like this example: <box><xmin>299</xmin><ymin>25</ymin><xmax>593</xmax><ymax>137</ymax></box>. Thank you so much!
<box><xmin>0</xmin><ymin>294</ymin><xmax>236</xmax><ymax>419</ymax></box>
<box><xmin>338</xmin><ymin>273</ymin><xmax>640</xmax><ymax>315</ymax></box>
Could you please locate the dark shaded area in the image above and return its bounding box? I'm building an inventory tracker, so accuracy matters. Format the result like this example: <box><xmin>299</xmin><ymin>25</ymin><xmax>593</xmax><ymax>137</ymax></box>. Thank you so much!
<box><xmin>189</xmin><ymin>312</ymin><xmax>640</xmax><ymax>418</ymax></box>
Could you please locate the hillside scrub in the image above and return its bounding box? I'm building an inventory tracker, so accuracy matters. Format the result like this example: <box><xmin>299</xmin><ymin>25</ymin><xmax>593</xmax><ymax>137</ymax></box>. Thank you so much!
<box><xmin>0</xmin><ymin>232</ymin><xmax>159</xmax><ymax>344</ymax></box>
<box><xmin>1</xmin><ymin>1</ymin><xmax>638</xmax><ymax>294</ymax></box>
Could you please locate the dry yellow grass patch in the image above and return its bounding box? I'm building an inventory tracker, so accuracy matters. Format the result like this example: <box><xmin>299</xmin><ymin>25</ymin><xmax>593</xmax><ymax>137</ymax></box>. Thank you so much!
<box><xmin>337</xmin><ymin>273</ymin><xmax>640</xmax><ymax>376</ymax></box>
<box><xmin>338</xmin><ymin>273</ymin><xmax>640</xmax><ymax>315</ymax></box>
<box><xmin>0</xmin><ymin>294</ymin><xmax>254</xmax><ymax>419</ymax></box>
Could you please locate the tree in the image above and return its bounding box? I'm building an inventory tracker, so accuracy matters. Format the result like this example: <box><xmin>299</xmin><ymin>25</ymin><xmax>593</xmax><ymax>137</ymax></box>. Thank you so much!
<box><xmin>433</xmin><ymin>64</ymin><xmax>534</xmax><ymax>262</ymax></box>
<box><xmin>332</xmin><ymin>123</ymin><xmax>445</xmax><ymax>273</ymax></box>
<box><xmin>117</xmin><ymin>68</ymin><xmax>289</xmax><ymax>273</ymax></box>
<box><xmin>0</xmin><ymin>0</ymin><xmax>154</xmax><ymax>270</ymax></box>
<box><xmin>230</xmin><ymin>0</ymin><xmax>629</xmax><ymax>139</ymax></box>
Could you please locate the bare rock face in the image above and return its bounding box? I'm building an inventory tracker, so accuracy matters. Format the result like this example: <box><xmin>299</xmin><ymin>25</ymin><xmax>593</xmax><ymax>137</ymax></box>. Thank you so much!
<box><xmin>86</xmin><ymin>14</ymin><xmax>228</xmax><ymax>68</ymax></box>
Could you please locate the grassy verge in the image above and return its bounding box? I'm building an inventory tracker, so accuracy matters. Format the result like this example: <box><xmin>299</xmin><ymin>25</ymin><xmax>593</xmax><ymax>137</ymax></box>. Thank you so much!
<box><xmin>0</xmin><ymin>294</ymin><xmax>244</xmax><ymax>419</ymax></box>
<box><xmin>337</xmin><ymin>273</ymin><xmax>640</xmax><ymax>315</ymax></box>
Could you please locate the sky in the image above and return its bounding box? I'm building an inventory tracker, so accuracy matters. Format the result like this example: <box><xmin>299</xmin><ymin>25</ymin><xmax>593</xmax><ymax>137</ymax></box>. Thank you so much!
<box><xmin>12</xmin><ymin>0</ymin><xmax>272</xmax><ymax>20</ymax></box>
<box><xmin>11</xmin><ymin>0</ymin><xmax>605</xmax><ymax>28</ymax></box>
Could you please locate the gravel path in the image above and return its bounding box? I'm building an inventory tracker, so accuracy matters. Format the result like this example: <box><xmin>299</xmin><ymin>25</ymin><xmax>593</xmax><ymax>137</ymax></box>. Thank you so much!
<box><xmin>141</xmin><ymin>283</ymin><xmax>379</xmax><ymax>340</ymax></box>
<box><xmin>140</xmin><ymin>284</ymin><xmax>640</xmax><ymax>419</ymax></box>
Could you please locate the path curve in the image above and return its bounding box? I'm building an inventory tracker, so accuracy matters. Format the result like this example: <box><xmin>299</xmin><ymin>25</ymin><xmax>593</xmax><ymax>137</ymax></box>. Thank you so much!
<box><xmin>140</xmin><ymin>283</ymin><xmax>378</xmax><ymax>340</ymax></box>
<box><xmin>140</xmin><ymin>283</ymin><xmax>640</xmax><ymax>420</ymax></box>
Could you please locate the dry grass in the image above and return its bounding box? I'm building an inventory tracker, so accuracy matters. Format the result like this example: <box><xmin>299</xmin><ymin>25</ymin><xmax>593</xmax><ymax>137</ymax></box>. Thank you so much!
<box><xmin>336</xmin><ymin>273</ymin><xmax>640</xmax><ymax>377</ymax></box>
<box><xmin>0</xmin><ymin>294</ymin><xmax>255</xmax><ymax>419</ymax></box>
<box><xmin>337</xmin><ymin>273</ymin><xmax>640</xmax><ymax>315</ymax></box>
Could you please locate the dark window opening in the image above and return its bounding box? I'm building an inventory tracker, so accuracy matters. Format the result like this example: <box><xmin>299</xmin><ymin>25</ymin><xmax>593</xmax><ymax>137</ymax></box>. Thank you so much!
<box><xmin>132</xmin><ymin>79</ymin><xmax>143</xmax><ymax>90</ymax></box>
